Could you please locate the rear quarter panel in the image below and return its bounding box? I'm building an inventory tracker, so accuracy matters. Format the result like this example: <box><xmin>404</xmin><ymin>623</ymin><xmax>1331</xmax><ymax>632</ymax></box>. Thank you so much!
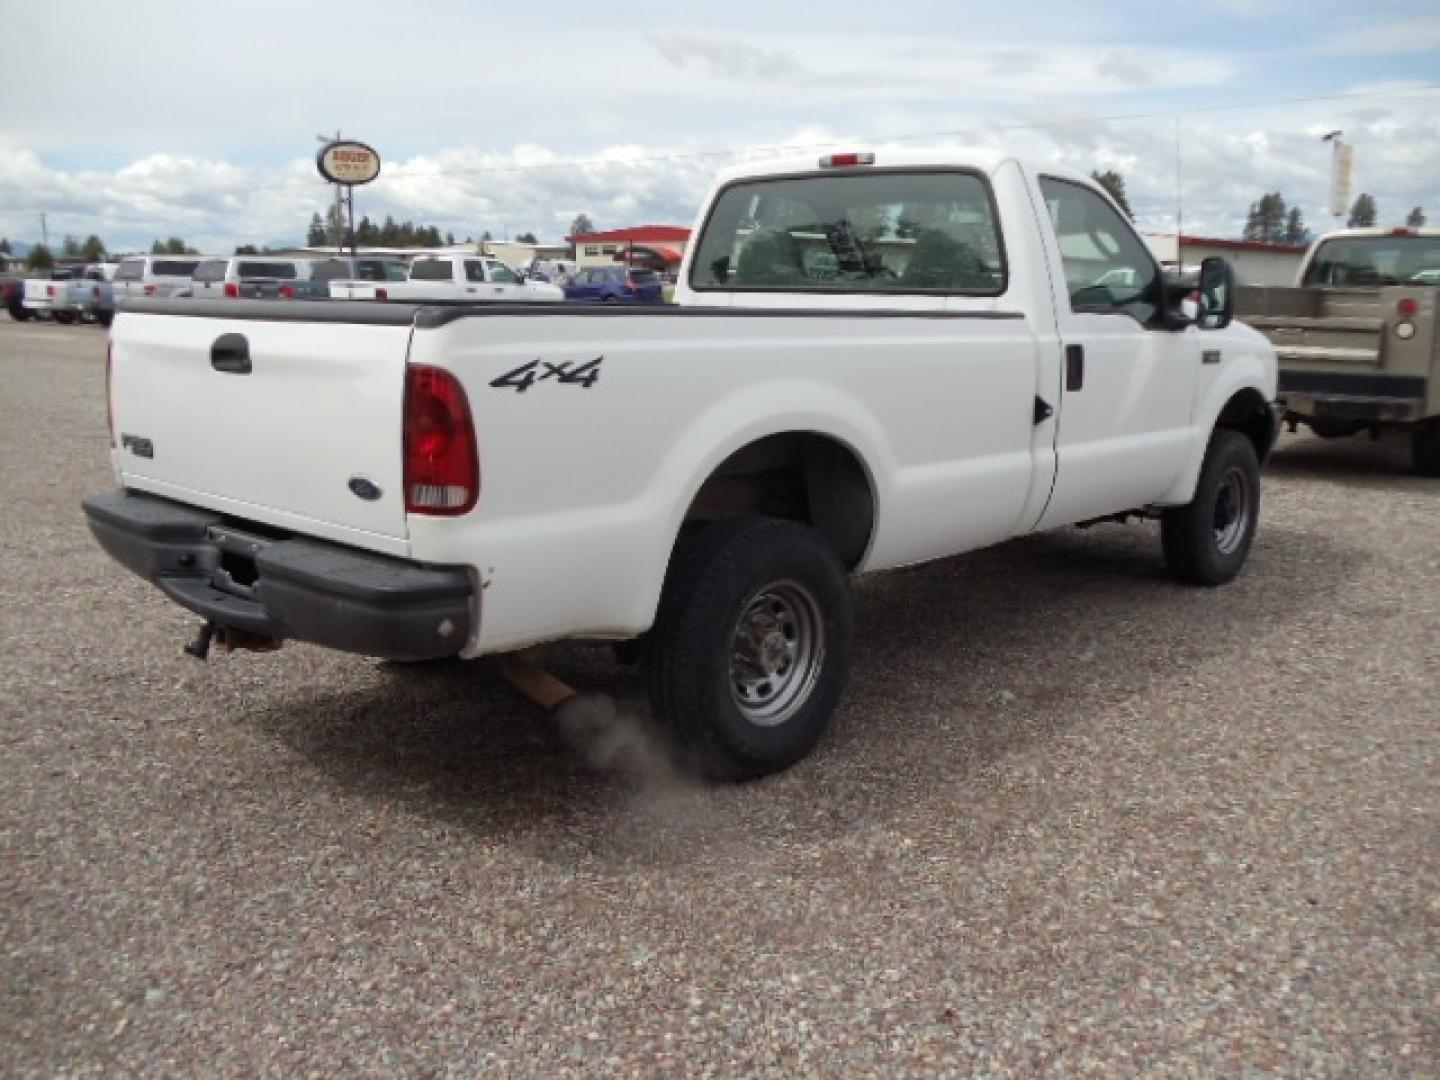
<box><xmin>405</xmin><ymin>308</ymin><xmax>1041</xmax><ymax>653</ymax></box>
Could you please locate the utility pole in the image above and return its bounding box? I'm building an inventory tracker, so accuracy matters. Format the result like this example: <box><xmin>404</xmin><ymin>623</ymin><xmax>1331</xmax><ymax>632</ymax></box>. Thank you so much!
<box><xmin>40</xmin><ymin>212</ymin><xmax>48</xmax><ymax>251</ymax></box>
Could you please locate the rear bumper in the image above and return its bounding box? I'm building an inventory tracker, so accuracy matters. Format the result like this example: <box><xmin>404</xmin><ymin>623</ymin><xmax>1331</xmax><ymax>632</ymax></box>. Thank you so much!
<box><xmin>82</xmin><ymin>489</ymin><xmax>474</xmax><ymax>661</ymax></box>
<box><xmin>1278</xmin><ymin>370</ymin><xmax>1429</xmax><ymax>424</ymax></box>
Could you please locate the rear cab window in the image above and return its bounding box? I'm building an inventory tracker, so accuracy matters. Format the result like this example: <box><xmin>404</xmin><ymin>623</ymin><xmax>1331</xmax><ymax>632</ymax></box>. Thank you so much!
<box><xmin>193</xmin><ymin>259</ymin><xmax>227</xmax><ymax>282</ymax></box>
<box><xmin>411</xmin><ymin>260</ymin><xmax>452</xmax><ymax>281</ymax></box>
<box><xmin>690</xmin><ymin>169</ymin><xmax>1007</xmax><ymax>294</ymax></box>
<box><xmin>238</xmin><ymin>261</ymin><xmax>298</xmax><ymax>281</ymax></box>
<box><xmin>151</xmin><ymin>259</ymin><xmax>199</xmax><ymax>277</ymax></box>
<box><xmin>1302</xmin><ymin>235</ymin><xmax>1440</xmax><ymax>286</ymax></box>
<box><xmin>115</xmin><ymin>259</ymin><xmax>144</xmax><ymax>282</ymax></box>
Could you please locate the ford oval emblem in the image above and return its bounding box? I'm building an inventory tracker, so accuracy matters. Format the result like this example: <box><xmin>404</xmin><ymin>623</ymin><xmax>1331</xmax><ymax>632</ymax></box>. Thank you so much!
<box><xmin>348</xmin><ymin>477</ymin><xmax>382</xmax><ymax>501</ymax></box>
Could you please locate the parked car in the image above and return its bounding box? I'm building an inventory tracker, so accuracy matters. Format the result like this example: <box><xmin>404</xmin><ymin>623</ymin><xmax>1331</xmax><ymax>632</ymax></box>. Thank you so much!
<box><xmin>22</xmin><ymin>263</ymin><xmax>116</xmax><ymax>325</ymax></box>
<box><xmin>524</xmin><ymin>258</ymin><xmax>578</xmax><ymax>284</ymax></box>
<box><xmin>1235</xmin><ymin>226</ymin><xmax>1440</xmax><ymax>474</ymax></box>
<box><xmin>113</xmin><ymin>256</ymin><xmax>204</xmax><ymax>301</ymax></box>
<box><xmin>319</xmin><ymin>257</ymin><xmax>413</xmax><ymax>300</ymax></box>
<box><xmin>328</xmin><ymin>255</ymin><xmax>563</xmax><ymax>302</ymax></box>
<box><xmin>188</xmin><ymin>257</ymin><xmax>326</xmax><ymax>300</ymax></box>
<box><xmin>86</xmin><ymin>148</ymin><xmax>1277</xmax><ymax>782</ymax></box>
<box><xmin>563</xmin><ymin>264</ymin><xmax>664</xmax><ymax>303</ymax></box>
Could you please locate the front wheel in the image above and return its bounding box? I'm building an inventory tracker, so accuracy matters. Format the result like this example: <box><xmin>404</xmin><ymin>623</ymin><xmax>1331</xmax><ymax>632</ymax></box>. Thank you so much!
<box><xmin>646</xmin><ymin>517</ymin><xmax>854</xmax><ymax>781</ymax></box>
<box><xmin>7</xmin><ymin>305</ymin><xmax>31</xmax><ymax>322</ymax></box>
<box><xmin>1413</xmin><ymin>421</ymin><xmax>1440</xmax><ymax>478</ymax></box>
<box><xmin>1161</xmin><ymin>430</ymin><xmax>1261</xmax><ymax>587</ymax></box>
<box><xmin>52</xmin><ymin>311</ymin><xmax>76</xmax><ymax>325</ymax></box>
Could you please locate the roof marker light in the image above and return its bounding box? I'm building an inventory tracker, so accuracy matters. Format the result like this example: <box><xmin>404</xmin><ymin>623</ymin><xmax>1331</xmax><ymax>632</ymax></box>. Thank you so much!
<box><xmin>819</xmin><ymin>152</ymin><xmax>876</xmax><ymax>168</ymax></box>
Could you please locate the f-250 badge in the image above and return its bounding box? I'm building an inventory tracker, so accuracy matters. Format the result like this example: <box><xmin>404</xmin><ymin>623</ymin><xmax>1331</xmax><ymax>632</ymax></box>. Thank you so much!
<box><xmin>489</xmin><ymin>356</ymin><xmax>602</xmax><ymax>393</ymax></box>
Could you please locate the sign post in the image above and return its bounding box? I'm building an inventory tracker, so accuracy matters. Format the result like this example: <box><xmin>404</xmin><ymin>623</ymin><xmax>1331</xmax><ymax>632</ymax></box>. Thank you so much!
<box><xmin>1322</xmin><ymin>131</ymin><xmax>1352</xmax><ymax>225</ymax></box>
<box><xmin>316</xmin><ymin>139</ymin><xmax>382</xmax><ymax>258</ymax></box>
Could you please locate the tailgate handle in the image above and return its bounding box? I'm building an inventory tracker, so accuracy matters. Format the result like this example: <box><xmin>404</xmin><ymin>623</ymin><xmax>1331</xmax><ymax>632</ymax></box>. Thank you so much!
<box><xmin>211</xmin><ymin>333</ymin><xmax>251</xmax><ymax>375</ymax></box>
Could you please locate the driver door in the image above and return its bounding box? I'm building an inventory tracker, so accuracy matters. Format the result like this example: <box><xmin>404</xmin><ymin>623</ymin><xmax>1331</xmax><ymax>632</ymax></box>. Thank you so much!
<box><xmin>1033</xmin><ymin>175</ymin><xmax>1199</xmax><ymax>528</ymax></box>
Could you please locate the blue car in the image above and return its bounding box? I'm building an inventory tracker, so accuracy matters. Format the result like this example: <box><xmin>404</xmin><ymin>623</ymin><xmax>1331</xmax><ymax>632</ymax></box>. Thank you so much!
<box><xmin>563</xmin><ymin>265</ymin><xmax>664</xmax><ymax>303</ymax></box>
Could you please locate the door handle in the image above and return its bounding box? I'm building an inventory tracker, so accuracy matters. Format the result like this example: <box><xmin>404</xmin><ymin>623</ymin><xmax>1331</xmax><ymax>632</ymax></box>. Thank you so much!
<box><xmin>1065</xmin><ymin>344</ymin><xmax>1085</xmax><ymax>391</ymax></box>
<box><xmin>210</xmin><ymin>333</ymin><xmax>251</xmax><ymax>374</ymax></box>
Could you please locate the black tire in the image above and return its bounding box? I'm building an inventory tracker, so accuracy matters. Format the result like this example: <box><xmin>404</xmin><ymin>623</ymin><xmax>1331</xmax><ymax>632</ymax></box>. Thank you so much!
<box><xmin>646</xmin><ymin>517</ymin><xmax>853</xmax><ymax>781</ymax></box>
<box><xmin>1413</xmin><ymin>421</ymin><xmax>1440</xmax><ymax>478</ymax></box>
<box><xmin>95</xmin><ymin>310</ymin><xmax>115</xmax><ymax>329</ymax></box>
<box><xmin>53</xmin><ymin>311</ymin><xmax>76</xmax><ymax>325</ymax></box>
<box><xmin>1161</xmin><ymin>430</ymin><xmax>1261</xmax><ymax>587</ymax></box>
<box><xmin>6</xmin><ymin>304</ymin><xmax>30</xmax><ymax>322</ymax></box>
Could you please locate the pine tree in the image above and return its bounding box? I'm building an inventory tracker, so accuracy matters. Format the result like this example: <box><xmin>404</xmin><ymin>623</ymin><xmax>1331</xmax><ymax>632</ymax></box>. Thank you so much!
<box><xmin>0</xmin><ymin>238</ymin><xmax>11</xmax><ymax>254</ymax></box>
<box><xmin>80</xmin><ymin>234</ymin><xmax>106</xmax><ymax>262</ymax></box>
<box><xmin>26</xmin><ymin>244</ymin><xmax>55</xmax><ymax>271</ymax></box>
<box><xmin>1090</xmin><ymin>170</ymin><xmax>1133</xmax><ymax>219</ymax></box>
<box><xmin>1406</xmin><ymin>206</ymin><xmax>1426</xmax><ymax>228</ymax></box>
<box><xmin>306</xmin><ymin>213</ymin><xmax>327</xmax><ymax>246</ymax></box>
<box><xmin>1283</xmin><ymin>207</ymin><xmax>1307</xmax><ymax>245</ymax></box>
<box><xmin>1243</xmin><ymin>193</ymin><xmax>1288</xmax><ymax>242</ymax></box>
<box><xmin>1347</xmin><ymin>193</ymin><xmax>1377</xmax><ymax>228</ymax></box>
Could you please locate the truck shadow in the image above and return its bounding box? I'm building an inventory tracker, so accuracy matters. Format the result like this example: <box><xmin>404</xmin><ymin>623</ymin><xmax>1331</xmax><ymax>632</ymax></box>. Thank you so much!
<box><xmin>244</xmin><ymin>519</ymin><xmax>1364</xmax><ymax>869</ymax></box>
<box><xmin>1266</xmin><ymin>430</ymin><xmax>1427</xmax><ymax>487</ymax></box>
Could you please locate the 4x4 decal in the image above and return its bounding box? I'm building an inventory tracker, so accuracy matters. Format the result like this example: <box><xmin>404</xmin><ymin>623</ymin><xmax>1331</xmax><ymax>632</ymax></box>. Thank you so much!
<box><xmin>489</xmin><ymin>356</ymin><xmax>603</xmax><ymax>393</ymax></box>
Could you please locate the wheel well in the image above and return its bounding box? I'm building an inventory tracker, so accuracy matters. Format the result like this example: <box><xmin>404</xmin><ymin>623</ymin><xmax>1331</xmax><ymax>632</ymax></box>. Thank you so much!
<box><xmin>682</xmin><ymin>433</ymin><xmax>876</xmax><ymax>569</ymax></box>
<box><xmin>1215</xmin><ymin>388</ymin><xmax>1276</xmax><ymax>463</ymax></box>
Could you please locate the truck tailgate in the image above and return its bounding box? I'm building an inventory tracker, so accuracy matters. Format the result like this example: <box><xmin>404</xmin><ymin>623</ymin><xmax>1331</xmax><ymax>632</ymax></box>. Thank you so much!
<box><xmin>110</xmin><ymin>306</ymin><xmax>415</xmax><ymax>554</ymax></box>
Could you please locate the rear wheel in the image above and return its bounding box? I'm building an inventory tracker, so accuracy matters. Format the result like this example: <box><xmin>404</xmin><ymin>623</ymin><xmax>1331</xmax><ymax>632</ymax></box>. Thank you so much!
<box><xmin>6</xmin><ymin>304</ymin><xmax>31</xmax><ymax>322</ymax></box>
<box><xmin>53</xmin><ymin>311</ymin><xmax>76</xmax><ymax>325</ymax></box>
<box><xmin>95</xmin><ymin>310</ymin><xmax>115</xmax><ymax>329</ymax></box>
<box><xmin>1162</xmin><ymin>430</ymin><xmax>1261</xmax><ymax>587</ymax></box>
<box><xmin>646</xmin><ymin>517</ymin><xmax>853</xmax><ymax>781</ymax></box>
<box><xmin>1413</xmin><ymin>421</ymin><xmax>1440</xmax><ymax>478</ymax></box>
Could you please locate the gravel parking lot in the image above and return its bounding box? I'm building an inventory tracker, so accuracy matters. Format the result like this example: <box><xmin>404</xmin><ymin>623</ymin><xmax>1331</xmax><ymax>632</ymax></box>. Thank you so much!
<box><xmin>1</xmin><ymin>316</ymin><xmax>1436</xmax><ymax>1075</ymax></box>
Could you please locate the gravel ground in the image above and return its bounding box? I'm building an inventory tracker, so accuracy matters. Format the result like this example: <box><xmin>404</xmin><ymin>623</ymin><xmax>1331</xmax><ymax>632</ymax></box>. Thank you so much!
<box><xmin>1</xmin><ymin>317</ymin><xmax>1436</xmax><ymax>1076</ymax></box>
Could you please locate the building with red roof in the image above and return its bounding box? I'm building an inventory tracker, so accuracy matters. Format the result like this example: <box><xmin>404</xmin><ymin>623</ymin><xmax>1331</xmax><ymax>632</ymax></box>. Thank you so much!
<box><xmin>571</xmin><ymin>226</ymin><xmax>692</xmax><ymax>270</ymax></box>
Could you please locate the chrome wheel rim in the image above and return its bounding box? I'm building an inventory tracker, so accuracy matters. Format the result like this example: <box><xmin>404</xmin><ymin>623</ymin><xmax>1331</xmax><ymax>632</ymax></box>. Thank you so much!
<box><xmin>1213</xmin><ymin>466</ymin><xmax>1252</xmax><ymax>556</ymax></box>
<box><xmin>729</xmin><ymin>580</ymin><xmax>825</xmax><ymax>727</ymax></box>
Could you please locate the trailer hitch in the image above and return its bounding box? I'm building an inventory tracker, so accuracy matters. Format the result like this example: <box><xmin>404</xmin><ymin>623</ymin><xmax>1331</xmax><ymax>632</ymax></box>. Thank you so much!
<box><xmin>183</xmin><ymin>621</ymin><xmax>281</xmax><ymax>661</ymax></box>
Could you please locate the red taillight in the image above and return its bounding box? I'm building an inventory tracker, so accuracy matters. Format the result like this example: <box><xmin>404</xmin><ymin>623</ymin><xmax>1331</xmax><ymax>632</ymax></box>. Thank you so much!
<box><xmin>144</xmin><ymin>284</ymin><xmax>156</xmax><ymax>296</ymax></box>
<box><xmin>819</xmin><ymin>151</ymin><xmax>875</xmax><ymax>168</ymax></box>
<box><xmin>375</xmin><ymin>287</ymin><xmax>388</xmax><ymax>301</ymax></box>
<box><xmin>223</xmin><ymin>282</ymin><xmax>239</xmax><ymax>298</ymax></box>
<box><xmin>105</xmin><ymin>342</ymin><xmax>116</xmax><ymax>448</ymax></box>
<box><xmin>278</xmin><ymin>285</ymin><xmax>295</xmax><ymax>299</ymax></box>
<box><xmin>403</xmin><ymin>365</ymin><xmax>478</xmax><ymax>515</ymax></box>
<box><xmin>1398</xmin><ymin>297</ymin><xmax>1420</xmax><ymax>318</ymax></box>
<box><xmin>1390</xmin><ymin>227</ymin><xmax>1416</xmax><ymax>237</ymax></box>
<box><xmin>48</xmin><ymin>285</ymin><xmax>58</xmax><ymax>297</ymax></box>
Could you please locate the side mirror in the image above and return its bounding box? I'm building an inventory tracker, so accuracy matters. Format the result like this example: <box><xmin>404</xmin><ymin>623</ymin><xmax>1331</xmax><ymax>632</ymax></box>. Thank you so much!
<box><xmin>1196</xmin><ymin>256</ymin><xmax>1234</xmax><ymax>331</ymax></box>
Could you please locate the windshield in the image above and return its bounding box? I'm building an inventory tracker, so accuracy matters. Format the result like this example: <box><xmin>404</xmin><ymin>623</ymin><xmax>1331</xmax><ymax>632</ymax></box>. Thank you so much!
<box><xmin>1302</xmin><ymin>235</ymin><xmax>1440</xmax><ymax>287</ymax></box>
<box><xmin>690</xmin><ymin>169</ymin><xmax>1005</xmax><ymax>294</ymax></box>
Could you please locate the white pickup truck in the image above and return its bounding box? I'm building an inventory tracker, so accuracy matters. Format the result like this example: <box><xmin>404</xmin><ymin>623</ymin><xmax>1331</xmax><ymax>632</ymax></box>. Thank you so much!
<box><xmin>329</xmin><ymin>254</ymin><xmax>564</xmax><ymax>302</ymax></box>
<box><xmin>24</xmin><ymin>263</ymin><xmax>117</xmax><ymax>326</ymax></box>
<box><xmin>85</xmin><ymin>149</ymin><xmax>1278</xmax><ymax>780</ymax></box>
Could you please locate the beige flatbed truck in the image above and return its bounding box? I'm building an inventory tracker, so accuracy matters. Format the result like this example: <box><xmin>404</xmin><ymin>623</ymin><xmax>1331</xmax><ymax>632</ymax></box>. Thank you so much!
<box><xmin>1236</xmin><ymin>227</ymin><xmax>1440</xmax><ymax>475</ymax></box>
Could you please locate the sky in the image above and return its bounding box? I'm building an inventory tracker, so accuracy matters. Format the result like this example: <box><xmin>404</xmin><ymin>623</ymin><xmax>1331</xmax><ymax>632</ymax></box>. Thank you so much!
<box><xmin>1</xmin><ymin>0</ymin><xmax>1438</xmax><ymax>253</ymax></box>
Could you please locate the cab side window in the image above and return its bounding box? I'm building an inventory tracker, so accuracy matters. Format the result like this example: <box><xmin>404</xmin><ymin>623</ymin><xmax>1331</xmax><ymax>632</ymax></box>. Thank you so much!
<box><xmin>464</xmin><ymin>261</ymin><xmax>487</xmax><ymax>283</ymax></box>
<box><xmin>1039</xmin><ymin>177</ymin><xmax>1159</xmax><ymax>325</ymax></box>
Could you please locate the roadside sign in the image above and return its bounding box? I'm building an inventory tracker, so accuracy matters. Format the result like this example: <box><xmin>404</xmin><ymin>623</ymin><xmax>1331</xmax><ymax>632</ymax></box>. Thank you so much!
<box><xmin>317</xmin><ymin>141</ymin><xmax>382</xmax><ymax>186</ymax></box>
